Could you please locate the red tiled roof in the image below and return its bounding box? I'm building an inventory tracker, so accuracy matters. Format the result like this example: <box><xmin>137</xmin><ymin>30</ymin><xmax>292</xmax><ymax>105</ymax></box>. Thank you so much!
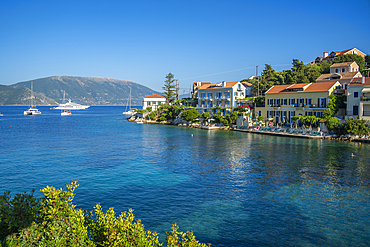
<box><xmin>198</xmin><ymin>81</ymin><xmax>239</xmax><ymax>90</ymax></box>
<box><xmin>348</xmin><ymin>77</ymin><xmax>370</xmax><ymax>86</ymax></box>
<box><xmin>331</xmin><ymin>61</ymin><xmax>356</xmax><ymax>67</ymax></box>
<box><xmin>143</xmin><ymin>94</ymin><xmax>166</xmax><ymax>99</ymax></box>
<box><xmin>193</xmin><ymin>82</ymin><xmax>211</xmax><ymax>87</ymax></box>
<box><xmin>266</xmin><ymin>81</ymin><xmax>339</xmax><ymax>94</ymax></box>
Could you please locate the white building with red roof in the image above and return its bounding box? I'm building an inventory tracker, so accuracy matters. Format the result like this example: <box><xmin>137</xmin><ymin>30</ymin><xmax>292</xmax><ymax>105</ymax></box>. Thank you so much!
<box><xmin>346</xmin><ymin>77</ymin><xmax>370</xmax><ymax>120</ymax></box>
<box><xmin>143</xmin><ymin>94</ymin><xmax>166</xmax><ymax>111</ymax></box>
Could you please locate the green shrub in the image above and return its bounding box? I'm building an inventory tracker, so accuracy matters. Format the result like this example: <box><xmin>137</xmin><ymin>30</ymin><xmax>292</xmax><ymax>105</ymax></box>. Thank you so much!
<box><xmin>0</xmin><ymin>182</ymin><xmax>209</xmax><ymax>247</ymax></box>
<box><xmin>146</xmin><ymin>106</ymin><xmax>153</xmax><ymax>112</ymax></box>
<box><xmin>181</xmin><ymin>109</ymin><xmax>200</xmax><ymax>122</ymax></box>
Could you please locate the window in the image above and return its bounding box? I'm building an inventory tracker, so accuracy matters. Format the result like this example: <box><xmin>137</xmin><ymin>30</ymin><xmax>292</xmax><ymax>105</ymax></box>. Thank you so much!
<box><xmin>315</xmin><ymin>112</ymin><xmax>323</xmax><ymax>118</ymax></box>
<box><xmin>282</xmin><ymin>111</ymin><xmax>287</xmax><ymax>122</ymax></box>
<box><xmin>306</xmin><ymin>111</ymin><xmax>313</xmax><ymax>116</ymax></box>
<box><xmin>225</xmin><ymin>92</ymin><xmax>230</xmax><ymax>98</ymax></box>
<box><xmin>267</xmin><ymin>111</ymin><xmax>273</xmax><ymax>118</ymax></box>
<box><xmin>298</xmin><ymin>98</ymin><xmax>304</xmax><ymax>106</ymax></box>
<box><xmin>282</xmin><ymin>99</ymin><xmax>287</xmax><ymax>105</ymax></box>
<box><xmin>216</xmin><ymin>92</ymin><xmax>222</xmax><ymax>99</ymax></box>
<box><xmin>274</xmin><ymin>98</ymin><xmax>280</xmax><ymax>106</ymax></box>
<box><xmin>342</xmin><ymin>68</ymin><xmax>346</xmax><ymax>72</ymax></box>
<box><xmin>208</xmin><ymin>93</ymin><xmax>212</xmax><ymax>99</ymax></box>
<box><xmin>238</xmin><ymin>84</ymin><xmax>241</xmax><ymax>90</ymax></box>
<box><xmin>268</xmin><ymin>99</ymin><xmax>273</xmax><ymax>105</ymax></box>
<box><xmin>307</xmin><ymin>98</ymin><xmax>312</xmax><ymax>106</ymax></box>
<box><xmin>234</xmin><ymin>92</ymin><xmax>237</xmax><ymax>96</ymax></box>
<box><xmin>258</xmin><ymin>110</ymin><xmax>262</xmax><ymax>117</ymax></box>
<box><xmin>200</xmin><ymin>93</ymin><xmax>205</xmax><ymax>99</ymax></box>
<box><xmin>354</xmin><ymin>92</ymin><xmax>359</xmax><ymax>98</ymax></box>
<box><xmin>319</xmin><ymin>98</ymin><xmax>326</xmax><ymax>108</ymax></box>
<box><xmin>289</xmin><ymin>111</ymin><xmax>295</xmax><ymax>123</ymax></box>
<box><xmin>289</xmin><ymin>98</ymin><xmax>295</xmax><ymax>105</ymax></box>
<box><xmin>335</xmin><ymin>68</ymin><xmax>339</xmax><ymax>73</ymax></box>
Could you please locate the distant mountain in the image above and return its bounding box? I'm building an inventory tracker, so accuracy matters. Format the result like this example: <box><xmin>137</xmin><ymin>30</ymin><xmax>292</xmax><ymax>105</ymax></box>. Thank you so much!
<box><xmin>2</xmin><ymin>76</ymin><xmax>161</xmax><ymax>106</ymax></box>
<box><xmin>0</xmin><ymin>85</ymin><xmax>56</xmax><ymax>105</ymax></box>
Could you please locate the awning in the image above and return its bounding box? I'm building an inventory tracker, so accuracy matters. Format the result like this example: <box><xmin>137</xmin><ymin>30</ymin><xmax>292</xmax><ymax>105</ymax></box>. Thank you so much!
<box><xmin>361</xmin><ymin>88</ymin><xmax>370</xmax><ymax>93</ymax></box>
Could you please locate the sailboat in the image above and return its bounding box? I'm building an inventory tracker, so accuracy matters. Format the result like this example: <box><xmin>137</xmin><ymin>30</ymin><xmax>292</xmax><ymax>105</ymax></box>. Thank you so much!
<box><xmin>122</xmin><ymin>87</ymin><xmax>134</xmax><ymax>116</ymax></box>
<box><xmin>59</xmin><ymin>91</ymin><xmax>72</xmax><ymax>116</ymax></box>
<box><xmin>24</xmin><ymin>81</ymin><xmax>41</xmax><ymax>115</ymax></box>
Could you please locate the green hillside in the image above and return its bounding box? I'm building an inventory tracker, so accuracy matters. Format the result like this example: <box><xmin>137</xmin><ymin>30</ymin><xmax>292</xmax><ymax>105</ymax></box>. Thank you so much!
<box><xmin>0</xmin><ymin>85</ymin><xmax>57</xmax><ymax>105</ymax></box>
<box><xmin>2</xmin><ymin>76</ymin><xmax>160</xmax><ymax>105</ymax></box>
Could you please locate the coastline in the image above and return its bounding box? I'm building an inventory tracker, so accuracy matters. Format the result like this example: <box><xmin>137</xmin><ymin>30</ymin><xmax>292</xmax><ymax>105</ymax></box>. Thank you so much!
<box><xmin>128</xmin><ymin>117</ymin><xmax>370</xmax><ymax>143</ymax></box>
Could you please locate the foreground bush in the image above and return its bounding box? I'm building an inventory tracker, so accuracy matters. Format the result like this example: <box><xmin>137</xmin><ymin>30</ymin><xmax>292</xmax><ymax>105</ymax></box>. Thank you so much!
<box><xmin>0</xmin><ymin>181</ymin><xmax>210</xmax><ymax>247</ymax></box>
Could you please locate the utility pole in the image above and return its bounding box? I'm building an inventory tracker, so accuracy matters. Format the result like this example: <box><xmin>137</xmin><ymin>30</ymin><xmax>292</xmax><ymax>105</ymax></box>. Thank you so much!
<box><xmin>256</xmin><ymin>65</ymin><xmax>259</xmax><ymax>97</ymax></box>
<box><xmin>176</xmin><ymin>79</ymin><xmax>179</xmax><ymax>101</ymax></box>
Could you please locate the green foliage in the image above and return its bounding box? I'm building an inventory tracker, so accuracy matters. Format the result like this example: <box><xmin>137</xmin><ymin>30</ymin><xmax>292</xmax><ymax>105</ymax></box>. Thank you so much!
<box><xmin>333</xmin><ymin>54</ymin><xmax>366</xmax><ymax>69</ymax></box>
<box><xmin>201</xmin><ymin>112</ymin><xmax>211</xmax><ymax>120</ymax></box>
<box><xmin>88</xmin><ymin>205</ymin><xmax>161</xmax><ymax>247</ymax></box>
<box><xmin>0</xmin><ymin>182</ymin><xmax>209</xmax><ymax>247</ymax></box>
<box><xmin>292</xmin><ymin>115</ymin><xmax>321</xmax><ymax>128</ymax></box>
<box><xmin>338</xmin><ymin>117</ymin><xmax>370</xmax><ymax>136</ymax></box>
<box><xmin>146</xmin><ymin>106</ymin><xmax>153</xmax><ymax>112</ymax></box>
<box><xmin>325</xmin><ymin>117</ymin><xmax>341</xmax><ymax>132</ymax></box>
<box><xmin>3</xmin><ymin>181</ymin><xmax>94</xmax><ymax>246</ymax></box>
<box><xmin>135</xmin><ymin>109</ymin><xmax>145</xmax><ymax>113</ymax></box>
<box><xmin>166</xmin><ymin>223</ymin><xmax>210</xmax><ymax>247</ymax></box>
<box><xmin>327</xmin><ymin>95</ymin><xmax>339</xmax><ymax>116</ymax></box>
<box><xmin>159</xmin><ymin>113</ymin><xmax>168</xmax><ymax>122</ymax></box>
<box><xmin>180</xmin><ymin>109</ymin><xmax>200</xmax><ymax>122</ymax></box>
<box><xmin>0</xmin><ymin>190</ymin><xmax>40</xmax><ymax>241</ymax></box>
<box><xmin>257</xmin><ymin>116</ymin><xmax>264</xmax><ymax>121</ymax></box>
<box><xmin>163</xmin><ymin>73</ymin><xmax>176</xmax><ymax>103</ymax></box>
<box><xmin>148</xmin><ymin>111</ymin><xmax>158</xmax><ymax>120</ymax></box>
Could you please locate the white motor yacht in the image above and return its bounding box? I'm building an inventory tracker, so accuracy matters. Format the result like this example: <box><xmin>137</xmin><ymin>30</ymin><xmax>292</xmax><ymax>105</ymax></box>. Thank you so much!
<box><xmin>54</xmin><ymin>99</ymin><xmax>90</xmax><ymax>110</ymax></box>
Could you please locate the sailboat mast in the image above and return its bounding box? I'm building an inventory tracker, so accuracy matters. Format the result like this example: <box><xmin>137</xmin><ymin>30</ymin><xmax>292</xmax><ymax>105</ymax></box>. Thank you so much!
<box><xmin>31</xmin><ymin>81</ymin><xmax>33</xmax><ymax>107</ymax></box>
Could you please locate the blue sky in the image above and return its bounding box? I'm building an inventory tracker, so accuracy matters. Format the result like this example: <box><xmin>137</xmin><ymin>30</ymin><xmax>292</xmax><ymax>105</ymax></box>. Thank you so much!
<box><xmin>1</xmin><ymin>0</ymin><xmax>369</xmax><ymax>93</ymax></box>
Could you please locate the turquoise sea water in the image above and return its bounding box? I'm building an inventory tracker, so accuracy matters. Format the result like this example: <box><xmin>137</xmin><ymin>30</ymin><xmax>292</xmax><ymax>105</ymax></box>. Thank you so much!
<box><xmin>1</xmin><ymin>106</ymin><xmax>370</xmax><ymax>246</ymax></box>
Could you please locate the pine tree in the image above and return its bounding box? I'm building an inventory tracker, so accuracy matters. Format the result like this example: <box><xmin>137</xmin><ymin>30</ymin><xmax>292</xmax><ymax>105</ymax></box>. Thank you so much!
<box><xmin>162</xmin><ymin>73</ymin><xmax>176</xmax><ymax>103</ymax></box>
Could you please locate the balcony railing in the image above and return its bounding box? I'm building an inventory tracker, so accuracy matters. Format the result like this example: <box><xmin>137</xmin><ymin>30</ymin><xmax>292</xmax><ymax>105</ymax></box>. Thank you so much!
<box><xmin>308</xmin><ymin>104</ymin><xmax>326</xmax><ymax>108</ymax></box>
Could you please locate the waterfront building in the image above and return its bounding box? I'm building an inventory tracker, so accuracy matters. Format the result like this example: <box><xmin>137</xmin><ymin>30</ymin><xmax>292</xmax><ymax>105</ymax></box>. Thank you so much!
<box><xmin>197</xmin><ymin>81</ymin><xmax>247</xmax><ymax>115</ymax></box>
<box><xmin>311</xmin><ymin>48</ymin><xmax>366</xmax><ymax>64</ymax></box>
<box><xmin>346</xmin><ymin>77</ymin><xmax>370</xmax><ymax>120</ymax></box>
<box><xmin>316</xmin><ymin>61</ymin><xmax>362</xmax><ymax>89</ymax></box>
<box><xmin>143</xmin><ymin>94</ymin><xmax>166</xmax><ymax>111</ymax></box>
<box><xmin>192</xmin><ymin>81</ymin><xmax>211</xmax><ymax>99</ymax></box>
<box><xmin>255</xmin><ymin>81</ymin><xmax>341</xmax><ymax>124</ymax></box>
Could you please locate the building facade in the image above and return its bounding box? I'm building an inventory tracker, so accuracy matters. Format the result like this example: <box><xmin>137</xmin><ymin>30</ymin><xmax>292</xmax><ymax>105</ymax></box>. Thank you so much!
<box><xmin>346</xmin><ymin>77</ymin><xmax>370</xmax><ymax>120</ymax></box>
<box><xmin>316</xmin><ymin>61</ymin><xmax>362</xmax><ymax>89</ymax></box>
<box><xmin>143</xmin><ymin>94</ymin><xmax>166</xmax><ymax>111</ymax></box>
<box><xmin>197</xmin><ymin>81</ymin><xmax>247</xmax><ymax>114</ymax></box>
<box><xmin>255</xmin><ymin>81</ymin><xmax>341</xmax><ymax>124</ymax></box>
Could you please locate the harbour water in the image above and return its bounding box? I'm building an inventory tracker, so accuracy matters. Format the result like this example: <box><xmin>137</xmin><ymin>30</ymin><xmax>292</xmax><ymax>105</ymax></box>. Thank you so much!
<box><xmin>1</xmin><ymin>106</ymin><xmax>370</xmax><ymax>246</ymax></box>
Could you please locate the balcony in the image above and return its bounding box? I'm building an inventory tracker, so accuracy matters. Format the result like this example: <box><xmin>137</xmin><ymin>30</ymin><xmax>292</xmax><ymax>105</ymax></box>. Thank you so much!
<box><xmin>334</xmin><ymin>89</ymin><xmax>345</xmax><ymax>94</ymax></box>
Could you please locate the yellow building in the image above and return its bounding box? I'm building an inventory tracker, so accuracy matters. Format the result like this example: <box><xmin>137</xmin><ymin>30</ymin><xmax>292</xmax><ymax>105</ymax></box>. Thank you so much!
<box><xmin>255</xmin><ymin>81</ymin><xmax>341</xmax><ymax>124</ymax></box>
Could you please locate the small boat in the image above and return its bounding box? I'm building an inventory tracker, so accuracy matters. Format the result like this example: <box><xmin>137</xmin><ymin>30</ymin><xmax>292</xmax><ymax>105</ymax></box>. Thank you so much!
<box><xmin>61</xmin><ymin>110</ymin><xmax>72</xmax><ymax>116</ymax></box>
<box><xmin>0</xmin><ymin>113</ymin><xmax>3</xmax><ymax>116</ymax></box>
<box><xmin>24</xmin><ymin>81</ymin><xmax>41</xmax><ymax>115</ymax></box>
<box><xmin>136</xmin><ymin>121</ymin><xmax>143</xmax><ymax>124</ymax></box>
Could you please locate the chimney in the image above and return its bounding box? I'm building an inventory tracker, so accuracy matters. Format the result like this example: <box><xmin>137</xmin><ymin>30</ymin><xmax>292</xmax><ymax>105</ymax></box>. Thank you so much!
<box><xmin>222</xmin><ymin>81</ymin><xmax>226</xmax><ymax>87</ymax></box>
<box><xmin>362</xmin><ymin>76</ymin><xmax>365</xmax><ymax>84</ymax></box>
<box><xmin>324</xmin><ymin>52</ymin><xmax>328</xmax><ymax>57</ymax></box>
<box><xmin>197</xmin><ymin>81</ymin><xmax>201</xmax><ymax>86</ymax></box>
